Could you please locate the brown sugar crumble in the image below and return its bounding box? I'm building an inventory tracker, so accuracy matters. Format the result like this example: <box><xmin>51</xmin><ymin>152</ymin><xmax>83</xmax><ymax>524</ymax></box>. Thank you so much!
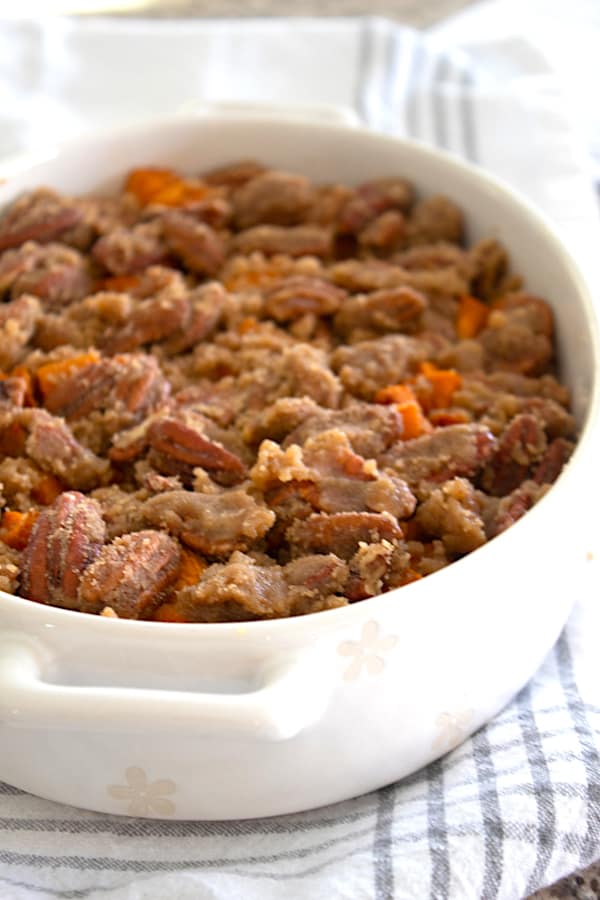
<box><xmin>0</xmin><ymin>161</ymin><xmax>577</xmax><ymax>622</ymax></box>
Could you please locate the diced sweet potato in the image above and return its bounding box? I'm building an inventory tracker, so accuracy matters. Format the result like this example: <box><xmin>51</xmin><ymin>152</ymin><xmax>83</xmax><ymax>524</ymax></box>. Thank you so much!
<box><xmin>0</xmin><ymin>509</ymin><xmax>40</xmax><ymax>550</ymax></box>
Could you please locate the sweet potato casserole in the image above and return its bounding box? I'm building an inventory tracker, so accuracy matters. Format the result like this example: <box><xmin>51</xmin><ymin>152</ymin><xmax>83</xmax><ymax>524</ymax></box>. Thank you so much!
<box><xmin>0</xmin><ymin>161</ymin><xmax>576</xmax><ymax>621</ymax></box>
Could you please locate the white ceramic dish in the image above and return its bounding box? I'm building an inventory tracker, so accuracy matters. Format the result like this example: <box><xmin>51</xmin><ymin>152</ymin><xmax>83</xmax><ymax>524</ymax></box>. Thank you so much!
<box><xmin>0</xmin><ymin>113</ymin><xmax>598</xmax><ymax>820</ymax></box>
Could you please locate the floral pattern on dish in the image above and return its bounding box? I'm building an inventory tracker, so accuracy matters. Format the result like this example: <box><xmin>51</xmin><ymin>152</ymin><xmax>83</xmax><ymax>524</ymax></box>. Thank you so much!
<box><xmin>432</xmin><ymin>708</ymin><xmax>474</xmax><ymax>755</ymax></box>
<box><xmin>337</xmin><ymin>620</ymin><xmax>398</xmax><ymax>682</ymax></box>
<box><xmin>107</xmin><ymin>766</ymin><xmax>176</xmax><ymax>817</ymax></box>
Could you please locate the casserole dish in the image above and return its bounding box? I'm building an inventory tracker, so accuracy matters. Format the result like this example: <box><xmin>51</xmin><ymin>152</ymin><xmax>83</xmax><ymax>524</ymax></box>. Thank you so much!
<box><xmin>0</xmin><ymin>113</ymin><xmax>598</xmax><ymax>820</ymax></box>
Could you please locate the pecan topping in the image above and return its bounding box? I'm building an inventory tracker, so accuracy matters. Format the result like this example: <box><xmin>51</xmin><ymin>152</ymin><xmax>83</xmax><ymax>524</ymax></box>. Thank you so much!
<box><xmin>78</xmin><ymin>530</ymin><xmax>181</xmax><ymax>618</ymax></box>
<box><xmin>492</xmin><ymin>480</ymin><xmax>550</xmax><ymax>536</ymax></box>
<box><xmin>162</xmin><ymin>212</ymin><xmax>226</xmax><ymax>275</ymax></box>
<box><xmin>338</xmin><ymin>177</ymin><xmax>414</xmax><ymax>234</ymax></box>
<box><xmin>102</xmin><ymin>292</ymin><xmax>190</xmax><ymax>354</ymax></box>
<box><xmin>232</xmin><ymin>225</ymin><xmax>333</xmax><ymax>258</ymax></box>
<box><xmin>407</xmin><ymin>195</ymin><xmax>464</xmax><ymax>246</ymax></box>
<box><xmin>359</xmin><ymin>210</ymin><xmax>406</xmax><ymax>251</ymax></box>
<box><xmin>479</xmin><ymin>292</ymin><xmax>554</xmax><ymax>376</ymax></box>
<box><xmin>21</xmin><ymin>491</ymin><xmax>106</xmax><ymax>608</ymax></box>
<box><xmin>41</xmin><ymin>354</ymin><xmax>168</xmax><ymax>427</ymax></box>
<box><xmin>287</xmin><ymin>511</ymin><xmax>403</xmax><ymax>559</ymax></box>
<box><xmin>480</xmin><ymin>414</ymin><xmax>547</xmax><ymax>496</ymax></box>
<box><xmin>92</xmin><ymin>222</ymin><xmax>168</xmax><ymax>275</ymax></box>
<box><xmin>11</xmin><ymin>243</ymin><xmax>91</xmax><ymax>308</ymax></box>
<box><xmin>0</xmin><ymin>159</ymin><xmax>577</xmax><ymax>623</ymax></box>
<box><xmin>416</xmin><ymin>477</ymin><xmax>486</xmax><ymax>555</ymax></box>
<box><xmin>0</xmin><ymin>376</ymin><xmax>28</xmax><ymax>409</ymax></box>
<box><xmin>533</xmin><ymin>437</ymin><xmax>574</xmax><ymax>485</ymax></box>
<box><xmin>0</xmin><ymin>295</ymin><xmax>41</xmax><ymax>370</ymax></box>
<box><xmin>264</xmin><ymin>276</ymin><xmax>346</xmax><ymax>321</ymax></box>
<box><xmin>203</xmin><ymin>159</ymin><xmax>267</xmax><ymax>188</ymax></box>
<box><xmin>25</xmin><ymin>410</ymin><xmax>111</xmax><ymax>490</ymax></box>
<box><xmin>334</xmin><ymin>285</ymin><xmax>427</xmax><ymax>337</ymax></box>
<box><xmin>143</xmin><ymin>489</ymin><xmax>275</xmax><ymax>557</ymax></box>
<box><xmin>382</xmin><ymin>423</ymin><xmax>497</xmax><ymax>495</ymax></box>
<box><xmin>0</xmin><ymin>245</ymin><xmax>36</xmax><ymax>295</ymax></box>
<box><xmin>251</xmin><ymin>430</ymin><xmax>416</xmax><ymax>519</ymax></box>
<box><xmin>148</xmin><ymin>416</ymin><xmax>247</xmax><ymax>485</ymax></box>
<box><xmin>162</xmin><ymin>282</ymin><xmax>226</xmax><ymax>355</ymax></box>
<box><xmin>232</xmin><ymin>170</ymin><xmax>312</xmax><ymax>228</ymax></box>
<box><xmin>0</xmin><ymin>189</ymin><xmax>83</xmax><ymax>252</ymax></box>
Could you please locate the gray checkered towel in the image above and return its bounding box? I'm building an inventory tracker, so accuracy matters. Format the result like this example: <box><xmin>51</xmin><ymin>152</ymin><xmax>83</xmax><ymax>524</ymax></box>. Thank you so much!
<box><xmin>0</xmin><ymin>12</ymin><xmax>599</xmax><ymax>900</ymax></box>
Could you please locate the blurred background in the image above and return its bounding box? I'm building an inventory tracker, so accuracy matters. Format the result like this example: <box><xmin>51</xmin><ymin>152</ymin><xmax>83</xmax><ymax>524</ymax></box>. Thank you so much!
<box><xmin>0</xmin><ymin>0</ymin><xmax>475</xmax><ymax>25</ymax></box>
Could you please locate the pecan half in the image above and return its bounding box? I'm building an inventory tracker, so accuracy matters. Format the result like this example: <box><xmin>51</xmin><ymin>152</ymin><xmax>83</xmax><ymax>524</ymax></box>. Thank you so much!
<box><xmin>148</xmin><ymin>416</ymin><xmax>247</xmax><ymax>485</ymax></box>
<box><xmin>232</xmin><ymin>170</ymin><xmax>312</xmax><ymax>228</ymax></box>
<box><xmin>92</xmin><ymin>222</ymin><xmax>168</xmax><ymax>275</ymax></box>
<box><xmin>162</xmin><ymin>282</ymin><xmax>226</xmax><ymax>355</ymax></box>
<box><xmin>533</xmin><ymin>437</ymin><xmax>574</xmax><ymax>485</ymax></box>
<box><xmin>333</xmin><ymin>285</ymin><xmax>427</xmax><ymax>337</ymax></box>
<box><xmin>102</xmin><ymin>292</ymin><xmax>190</xmax><ymax>354</ymax></box>
<box><xmin>162</xmin><ymin>212</ymin><xmax>226</xmax><ymax>275</ymax></box>
<box><xmin>264</xmin><ymin>276</ymin><xmax>346</xmax><ymax>321</ymax></box>
<box><xmin>338</xmin><ymin>177</ymin><xmax>414</xmax><ymax>234</ymax></box>
<box><xmin>479</xmin><ymin>292</ymin><xmax>554</xmax><ymax>376</ymax></box>
<box><xmin>41</xmin><ymin>354</ymin><xmax>169</xmax><ymax>427</ymax></box>
<box><xmin>0</xmin><ymin>189</ymin><xmax>83</xmax><ymax>252</ymax></box>
<box><xmin>407</xmin><ymin>195</ymin><xmax>464</xmax><ymax>246</ymax></box>
<box><xmin>21</xmin><ymin>491</ymin><xmax>106</xmax><ymax>608</ymax></box>
<box><xmin>203</xmin><ymin>159</ymin><xmax>267</xmax><ymax>188</ymax></box>
<box><xmin>286</xmin><ymin>511</ymin><xmax>403</xmax><ymax>559</ymax></box>
<box><xmin>359</xmin><ymin>210</ymin><xmax>406</xmax><ymax>251</ymax></box>
<box><xmin>480</xmin><ymin>414</ymin><xmax>547</xmax><ymax>496</ymax></box>
<box><xmin>0</xmin><ymin>295</ymin><xmax>41</xmax><ymax>370</ymax></box>
<box><xmin>77</xmin><ymin>530</ymin><xmax>181</xmax><ymax>618</ymax></box>
<box><xmin>25</xmin><ymin>410</ymin><xmax>111</xmax><ymax>490</ymax></box>
<box><xmin>382</xmin><ymin>424</ymin><xmax>497</xmax><ymax>495</ymax></box>
<box><xmin>232</xmin><ymin>225</ymin><xmax>333</xmax><ymax>258</ymax></box>
<box><xmin>0</xmin><ymin>245</ymin><xmax>35</xmax><ymax>295</ymax></box>
<box><xmin>492</xmin><ymin>480</ymin><xmax>550</xmax><ymax>536</ymax></box>
<box><xmin>11</xmin><ymin>244</ymin><xmax>91</xmax><ymax>308</ymax></box>
<box><xmin>285</xmin><ymin>404</ymin><xmax>403</xmax><ymax>461</ymax></box>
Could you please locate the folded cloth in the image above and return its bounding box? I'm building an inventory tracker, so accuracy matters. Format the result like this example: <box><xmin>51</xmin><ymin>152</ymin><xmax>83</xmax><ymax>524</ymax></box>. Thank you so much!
<box><xmin>0</xmin><ymin>12</ymin><xmax>599</xmax><ymax>900</ymax></box>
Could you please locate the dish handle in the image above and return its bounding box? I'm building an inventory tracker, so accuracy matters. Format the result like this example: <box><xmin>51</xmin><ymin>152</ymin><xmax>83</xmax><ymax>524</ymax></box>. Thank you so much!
<box><xmin>0</xmin><ymin>636</ymin><xmax>334</xmax><ymax>742</ymax></box>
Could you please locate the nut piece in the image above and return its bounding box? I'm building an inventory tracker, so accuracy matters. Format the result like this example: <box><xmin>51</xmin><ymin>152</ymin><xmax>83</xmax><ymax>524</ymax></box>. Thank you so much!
<box><xmin>287</xmin><ymin>511</ymin><xmax>403</xmax><ymax>559</ymax></box>
<box><xmin>480</xmin><ymin>414</ymin><xmax>547</xmax><ymax>496</ymax></box>
<box><xmin>0</xmin><ymin>189</ymin><xmax>83</xmax><ymax>252</ymax></box>
<box><xmin>143</xmin><ymin>489</ymin><xmax>275</xmax><ymax>557</ymax></box>
<box><xmin>333</xmin><ymin>285</ymin><xmax>427</xmax><ymax>337</ymax></box>
<box><xmin>79</xmin><ymin>531</ymin><xmax>181</xmax><ymax>619</ymax></box>
<box><xmin>21</xmin><ymin>491</ymin><xmax>106</xmax><ymax>608</ymax></box>
<box><xmin>264</xmin><ymin>276</ymin><xmax>346</xmax><ymax>322</ymax></box>
<box><xmin>232</xmin><ymin>225</ymin><xmax>333</xmax><ymax>258</ymax></box>
<box><xmin>148</xmin><ymin>416</ymin><xmax>247</xmax><ymax>485</ymax></box>
<box><xmin>162</xmin><ymin>212</ymin><xmax>226</xmax><ymax>275</ymax></box>
<box><xmin>232</xmin><ymin>170</ymin><xmax>312</xmax><ymax>228</ymax></box>
<box><xmin>25</xmin><ymin>410</ymin><xmax>111</xmax><ymax>490</ymax></box>
<box><xmin>11</xmin><ymin>244</ymin><xmax>91</xmax><ymax>308</ymax></box>
<box><xmin>78</xmin><ymin>530</ymin><xmax>182</xmax><ymax>618</ymax></box>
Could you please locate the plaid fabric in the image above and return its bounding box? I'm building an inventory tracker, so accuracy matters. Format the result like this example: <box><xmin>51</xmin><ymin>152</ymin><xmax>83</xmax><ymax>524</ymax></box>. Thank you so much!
<box><xmin>0</xmin><ymin>15</ymin><xmax>599</xmax><ymax>899</ymax></box>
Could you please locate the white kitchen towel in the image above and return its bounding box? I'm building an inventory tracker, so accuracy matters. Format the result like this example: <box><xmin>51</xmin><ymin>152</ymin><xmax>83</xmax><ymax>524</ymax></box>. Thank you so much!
<box><xmin>0</xmin><ymin>11</ymin><xmax>599</xmax><ymax>900</ymax></box>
